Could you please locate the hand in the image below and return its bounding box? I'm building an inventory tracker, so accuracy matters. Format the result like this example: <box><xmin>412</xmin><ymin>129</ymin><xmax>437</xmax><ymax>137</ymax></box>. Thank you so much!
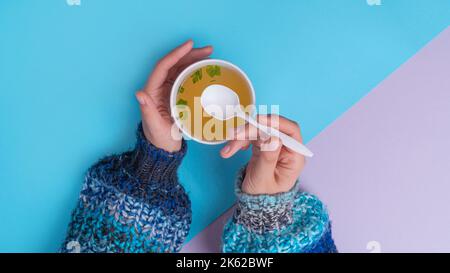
<box><xmin>220</xmin><ymin>115</ymin><xmax>305</xmax><ymax>195</ymax></box>
<box><xmin>135</xmin><ymin>40</ymin><xmax>213</xmax><ymax>152</ymax></box>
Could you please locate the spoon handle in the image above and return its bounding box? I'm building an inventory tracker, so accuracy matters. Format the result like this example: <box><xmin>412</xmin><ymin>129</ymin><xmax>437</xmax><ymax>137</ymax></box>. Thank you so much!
<box><xmin>239</xmin><ymin>113</ymin><xmax>314</xmax><ymax>157</ymax></box>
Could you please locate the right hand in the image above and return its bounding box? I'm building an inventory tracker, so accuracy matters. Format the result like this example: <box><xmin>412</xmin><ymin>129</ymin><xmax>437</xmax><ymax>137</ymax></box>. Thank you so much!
<box><xmin>135</xmin><ymin>40</ymin><xmax>213</xmax><ymax>152</ymax></box>
<box><xmin>220</xmin><ymin>115</ymin><xmax>306</xmax><ymax>195</ymax></box>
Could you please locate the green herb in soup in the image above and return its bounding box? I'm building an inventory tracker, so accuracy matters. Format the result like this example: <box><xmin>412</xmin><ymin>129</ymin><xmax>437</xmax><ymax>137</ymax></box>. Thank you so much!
<box><xmin>206</xmin><ymin>65</ymin><xmax>221</xmax><ymax>78</ymax></box>
<box><xmin>191</xmin><ymin>69</ymin><xmax>203</xmax><ymax>84</ymax></box>
<box><xmin>176</xmin><ymin>98</ymin><xmax>188</xmax><ymax>106</ymax></box>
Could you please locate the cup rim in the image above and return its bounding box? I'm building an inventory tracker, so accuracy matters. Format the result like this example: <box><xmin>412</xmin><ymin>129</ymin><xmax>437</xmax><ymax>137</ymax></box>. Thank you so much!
<box><xmin>170</xmin><ymin>59</ymin><xmax>256</xmax><ymax>145</ymax></box>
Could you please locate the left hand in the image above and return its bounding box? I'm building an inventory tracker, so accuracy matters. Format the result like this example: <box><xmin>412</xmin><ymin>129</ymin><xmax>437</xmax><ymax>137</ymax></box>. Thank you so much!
<box><xmin>220</xmin><ymin>115</ymin><xmax>306</xmax><ymax>195</ymax></box>
<box><xmin>135</xmin><ymin>40</ymin><xmax>213</xmax><ymax>152</ymax></box>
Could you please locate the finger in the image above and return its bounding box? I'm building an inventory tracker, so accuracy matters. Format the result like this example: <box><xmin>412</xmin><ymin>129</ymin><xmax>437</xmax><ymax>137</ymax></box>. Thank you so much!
<box><xmin>232</xmin><ymin>115</ymin><xmax>283</xmax><ymax>172</ymax></box>
<box><xmin>257</xmin><ymin>114</ymin><xmax>305</xmax><ymax>168</ymax></box>
<box><xmin>167</xmin><ymin>46</ymin><xmax>213</xmax><ymax>82</ymax></box>
<box><xmin>232</xmin><ymin>115</ymin><xmax>300</xmax><ymax>148</ymax></box>
<box><xmin>220</xmin><ymin>139</ymin><xmax>251</xmax><ymax>158</ymax></box>
<box><xmin>175</xmin><ymin>46</ymin><xmax>213</xmax><ymax>69</ymax></box>
<box><xmin>257</xmin><ymin>114</ymin><xmax>302</xmax><ymax>142</ymax></box>
<box><xmin>258</xmin><ymin>135</ymin><xmax>282</xmax><ymax>155</ymax></box>
<box><xmin>221</xmin><ymin>122</ymin><xmax>273</xmax><ymax>158</ymax></box>
<box><xmin>251</xmin><ymin>135</ymin><xmax>282</xmax><ymax>176</ymax></box>
<box><xmin>220</xmin><ymin>125</ymin><xmax>252</xmax><ymax>158</ymax></box>
<box><xmin>233</xmin><ymin>122</ymin><xmax>266</xmax><ymax>142</ymax></box>
<box><xmin>145</xmin><ymin>40</ymin><xmax>193</xmax><ymax>92</ymax></box>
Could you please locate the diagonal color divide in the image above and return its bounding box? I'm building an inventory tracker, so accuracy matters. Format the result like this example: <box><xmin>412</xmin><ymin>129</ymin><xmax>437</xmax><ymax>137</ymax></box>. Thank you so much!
<box><xmin>182</xmin><ymin>27</ymin><xmax>450</xmax><ymax>253</ymax></box>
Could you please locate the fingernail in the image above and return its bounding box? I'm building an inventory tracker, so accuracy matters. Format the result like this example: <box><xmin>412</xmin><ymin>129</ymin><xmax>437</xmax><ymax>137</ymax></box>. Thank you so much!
<box><xmin>136</xmin><ymin>94</ymin><xmax>146</xmax><ymax>105</ymax></box>
<box><xmin>222</xmin><ymin>145</ymin><xmax>231</xmax><ymax>154</ymax></box>
<box><xmin>260</xmin><ymin>132</ymin><xmax>270</xmax><ymax>141</ymax></box>
<box><xmin>260</xmin><ymin>138</ymin><xmax>280</xmax><ymax>152</ymax></box>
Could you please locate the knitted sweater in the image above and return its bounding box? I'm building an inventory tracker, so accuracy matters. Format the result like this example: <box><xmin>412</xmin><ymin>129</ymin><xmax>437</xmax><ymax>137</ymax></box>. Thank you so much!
<box><xmin>61</xmin><ymin>124</ymin><xmax>337</xmax><ymax>253</ymax></box>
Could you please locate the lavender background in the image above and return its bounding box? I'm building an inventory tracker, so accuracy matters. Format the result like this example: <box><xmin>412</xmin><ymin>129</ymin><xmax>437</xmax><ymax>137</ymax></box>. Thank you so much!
<box><xmin>182</xmin><ymin>27</ymin><xmax>450</xmax><ymax>253</ymax></box>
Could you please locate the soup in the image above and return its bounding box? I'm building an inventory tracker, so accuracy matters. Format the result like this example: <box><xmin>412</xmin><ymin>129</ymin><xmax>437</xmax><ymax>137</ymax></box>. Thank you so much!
<box><xmin>174</xmin><ymin>65</ymin><xmax>253</xmax><ymax>142</ymax></box>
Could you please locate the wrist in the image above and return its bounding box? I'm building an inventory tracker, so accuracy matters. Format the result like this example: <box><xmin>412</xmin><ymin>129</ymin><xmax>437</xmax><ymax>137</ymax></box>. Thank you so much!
<box><xmin>241</xmin><ymin>167</ymin><xmax>298</xmax><ymax>195</ymax></box>
<box><xmin>126</xmin><ymin>123</ymin><xmax>187</xmax><ymax>185</ymax></box>
<box><xmin>233</xmin><ymin>168</ymin><xmax>299</xmax><ymax>234</ymax></box>
<box><xmin>142</xmin><ymin>124</ymin><xmax>182</xmax><ymax>153</ymax></box>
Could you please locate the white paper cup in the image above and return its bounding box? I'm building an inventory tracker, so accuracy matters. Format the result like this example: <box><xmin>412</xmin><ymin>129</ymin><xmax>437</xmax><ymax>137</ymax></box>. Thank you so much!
<box><xmin>170</xmin><ymin>59</ymin><xmax>256</xmax><ymax>145</ymax></box>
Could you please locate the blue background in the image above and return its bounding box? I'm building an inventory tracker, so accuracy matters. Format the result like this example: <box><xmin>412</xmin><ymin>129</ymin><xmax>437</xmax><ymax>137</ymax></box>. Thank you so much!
<box><xmin>0</xmin><ymin>0</ymin><xmax>448</xmax><ymax>252</ymax></box>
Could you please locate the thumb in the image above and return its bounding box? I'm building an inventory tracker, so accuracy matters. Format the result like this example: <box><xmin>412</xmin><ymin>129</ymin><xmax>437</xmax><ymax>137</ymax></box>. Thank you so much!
<box><xmin>252</xmin><ymin>136</ymin><xmax>282</xmax><ymax>177</ymax></box>
<box><xmin>243</xmin><ymin>137</ymin><xmax>282</xmax><ymax>194</ymax></box>
<box><xmin>135</xmin><ymin>91</ymin><xmax>159</xmax><ymax>119</ymax></box>
<box><xmin>135</xmin><ymin>91</ymin><xmax>166</xmax><ymax>140</ymax></box>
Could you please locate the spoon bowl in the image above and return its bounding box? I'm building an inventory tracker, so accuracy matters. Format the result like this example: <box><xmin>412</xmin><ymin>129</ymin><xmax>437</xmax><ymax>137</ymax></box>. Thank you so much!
<box><xmin>200</xmin><ymin>84</ymin><xmax>241</xmax><ymax>120</ymax></box>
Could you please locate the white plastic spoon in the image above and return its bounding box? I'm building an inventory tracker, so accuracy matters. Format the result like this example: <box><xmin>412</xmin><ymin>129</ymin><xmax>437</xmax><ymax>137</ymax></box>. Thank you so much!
<box><xmin>200</xmin><ymin>84</ymin><xmax>314</xmax><ymax>157</ymax></box>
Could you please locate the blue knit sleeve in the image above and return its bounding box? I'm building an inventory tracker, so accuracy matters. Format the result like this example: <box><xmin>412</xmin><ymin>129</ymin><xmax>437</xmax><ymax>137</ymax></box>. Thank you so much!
<box><xmin>61</xmin><ymin>124</ymin><xmax>191</xmax><ymax>253</ymax></box>
<box><xmin>222</xmin><ymin>169</ymin><xmax>337</xmax><ymax>253</ymax></box>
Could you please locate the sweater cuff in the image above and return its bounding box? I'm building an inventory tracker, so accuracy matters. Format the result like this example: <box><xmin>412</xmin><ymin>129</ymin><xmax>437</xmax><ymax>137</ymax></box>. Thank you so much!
<box><xmin>127</xmin><ymin>123</ymin><xmax>187</xmax><ymax>185</ymax></box>
<box><xmin>233</xmin><ymin>168</ymin><xmax>299</xmax><ymax>234</ymax></box>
